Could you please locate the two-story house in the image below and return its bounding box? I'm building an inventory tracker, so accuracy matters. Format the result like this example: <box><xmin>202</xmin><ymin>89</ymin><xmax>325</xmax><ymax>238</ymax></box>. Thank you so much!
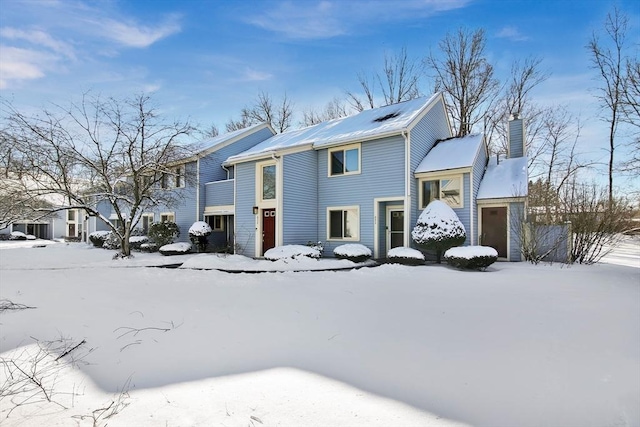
<box><xmin>215</xmin><ymin>93</ymin><xmax>527</xmax><ymax>260</ymax></box>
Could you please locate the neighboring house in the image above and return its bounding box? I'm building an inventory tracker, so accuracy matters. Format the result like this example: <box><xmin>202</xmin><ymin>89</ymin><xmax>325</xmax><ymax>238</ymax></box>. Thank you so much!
<box><xmin>96</xmin><ymin>123</ymin><xmax>275</xmax><ymax>249</ymax></box>
<box><xmin>220</xmin><ymin>93</ymin><xmax>528</xmax><ymax>260</ymax></box>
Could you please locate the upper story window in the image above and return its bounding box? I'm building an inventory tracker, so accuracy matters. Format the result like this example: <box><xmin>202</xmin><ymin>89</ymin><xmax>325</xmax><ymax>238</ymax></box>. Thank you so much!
<box><xmin>262</xmin><ymin>164</ymin><xmax>276</xmax><ymax>200</ymax></box>
<box><xmin>67</xmin><ymin>210</ymin><xmax>76</xmax><ymax>221</ymax></box>
<box><xmin>420</xmin><ymin>175</ymin><xmax>463</xmax><ymax>209</ymax></box>
<box><xmin>174</xmin><ymin>166</ymin><xmax>184</xmax><ymax>188</ymax></box>
<box><xmin>329</xmin><ymin>143</ymin><xmax>360</xmax><ymax>176</ymax></box>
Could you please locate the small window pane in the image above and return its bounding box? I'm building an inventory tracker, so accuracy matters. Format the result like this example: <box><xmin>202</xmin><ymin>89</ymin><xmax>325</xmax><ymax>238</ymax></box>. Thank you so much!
<box><xmin>440</xmin><ymin>178</ymin><xmax>461</xmax><ymax>206</ymax></box>
<box><xmin>345</xmin><ymin>148</ymin><xmax>359</xmax><ymax>173</ymax></box>
<box><xmin>262</xmin><ymin>165</ymin><xmax>276</xmax><ymax>200</ymax></box>
<box><xmin>422</xmin><ymin>180</ymin><xmax>440</xmax><ymax>207</ymax></box>
<box><xmin>331</xmin><ymin>151</ymin><xmax>344</xmax><ymax>175</ymax></box>
<box><xmin>329</xmin><ymin>210</ymin><xmax>343</xmax><ymax>238</ymax></box>
<box><xmin>344</xmin><ymin>210</ymin><xmax>356</xmax><ymax>238</ymax></box>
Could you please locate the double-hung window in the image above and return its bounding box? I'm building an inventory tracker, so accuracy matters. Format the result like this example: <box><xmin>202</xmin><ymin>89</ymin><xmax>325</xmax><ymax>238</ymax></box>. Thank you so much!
<box><xmin>420</xmin><ymin>175</ymin><xmax>463</xmax><ymax>209</ymax></box>
<box><xmin>327</xmin><ymin>206</ymin><xmax>359</xmax><ymax>241</ymax></box>
<box><xmin>329</xmin><ymin>144</ymin><xmax>360</xmax><ymax>176</ymax></box>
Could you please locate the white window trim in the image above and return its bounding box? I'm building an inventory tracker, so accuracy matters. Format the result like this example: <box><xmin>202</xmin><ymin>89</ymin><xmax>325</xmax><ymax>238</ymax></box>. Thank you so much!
<box><xmin>256</xmin><ymin>160</ymin><xmax>277</xmax><ymax>206</ymax></box>
<box><xmin>328</xmin><ymin>143</ymin><xmax>361</xmax><ymax>177</ymax></box>
<box><xmin>418</xmin><ymin>173</ymin><xmax>464</xmax><ymax>209</ymax></box>
<box><xmin>326</xmin><ymin>205</ymin><xmax>360</xmax><ymax>241</ymax></box>
<box><xmin>141</xmin><ymin>213</ymin><xmax>154</xmax><ymax>231</ymax></box>
<box><xmin>160</xmin><ymin>212</ymin><xmax>175</xmax><ymax>223</ymax></box>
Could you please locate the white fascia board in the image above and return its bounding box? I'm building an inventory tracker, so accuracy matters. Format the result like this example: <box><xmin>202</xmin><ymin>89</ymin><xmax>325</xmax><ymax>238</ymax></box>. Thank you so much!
<box><xmin>224</xmin><ymin>143</ymin><xmax>313</xmax><ymax>166</ymax></box>
<box><xmin>414</xmin><ymin>167</ymin><xmax>472</xmax><ymax>179</ymax></box>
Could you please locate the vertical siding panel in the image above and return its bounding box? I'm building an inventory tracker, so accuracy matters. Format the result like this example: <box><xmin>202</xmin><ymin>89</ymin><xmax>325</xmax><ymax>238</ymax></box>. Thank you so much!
<box><xmin>409</xmin><ymin>98</ymin><xmax>453</xmax><ymax>236</ymax></box>
<box><xmin>509</xmin><ymin>202</ymin><xmax>524</xmax><ymax>261</ymax></box>
<box><xmin>318</xmin><ymin>136</ymin><xmax>405</xmax><ymax>256</ymax></box>
<box><xmin>283</xmin><ymin>151</ymin><xmax>318</xmax><ymax>245</ymax></box>
<box><xmin>235</xmin><ymin>162</ymin><xmax>257</xmax><ymax>257</ymax></box>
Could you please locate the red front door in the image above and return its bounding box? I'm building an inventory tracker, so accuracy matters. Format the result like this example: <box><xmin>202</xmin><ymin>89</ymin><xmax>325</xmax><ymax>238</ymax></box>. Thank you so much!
<box><xmin>262</xmin><ymin>208</ymin><xmax>276</xmax><ymax>255</ymax></box>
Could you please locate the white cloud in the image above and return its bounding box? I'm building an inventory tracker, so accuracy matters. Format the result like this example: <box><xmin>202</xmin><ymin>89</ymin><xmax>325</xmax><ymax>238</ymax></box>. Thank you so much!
<box><xmin>0</xmin><ymin>27</ymin><xmax>75</xmax><ymax>59</ymax></box>
<box><xmin>246</xmin><ymin>0</ymin><xmax>471</xmax><ymax>40</ymax></box>
<box><xmin>96</xmin><ymin>15</ymin><xmax>181</xmax><ymax>48</ymax></box>
<box><xmin>0</xmin><ymin>45</ymin><xmax>57</xmax><ymax>88</ymax></box>
<box><xmin>496</xmin><ymin>26</ymin><xmax>530</xmax><ymax>42</ymax></box>
<box><xmin>242</xmin><ymin>68</ymin><xmax>273</xmax><ymax>82</ymax></box>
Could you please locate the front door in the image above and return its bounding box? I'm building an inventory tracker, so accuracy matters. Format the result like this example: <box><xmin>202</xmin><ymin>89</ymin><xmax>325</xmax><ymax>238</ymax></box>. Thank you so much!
<box><xmin>262</xmin><ymin>208</ymin><xmax>276</xmax><ymax>255</ymax></box>
<box><xmin>68</xmin><ymin>223</ymin><xmax>76</xmax><ymax>238</ymax></box>
<box><xmin>481</xmin><ymin>207</ymin><xmax>507</xmax><ymax>258</ymax></box>
<box><xmin>387</xmin><ymin>208</ymin><xmax>404</xmax><ymax>254</ymax></box>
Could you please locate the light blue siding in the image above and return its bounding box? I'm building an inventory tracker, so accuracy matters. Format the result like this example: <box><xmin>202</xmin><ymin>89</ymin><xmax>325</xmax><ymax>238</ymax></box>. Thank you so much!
<box><xmin>409</xmin><ymin>98</ymin><xmax>453</xmax><ymax>236</ymax></box>
<box><xmin>318</xmin><ymin>136</ymin><xmax>405</xmax><ymax>256</ymax></box>
<box><xmin>283</xmin><ymin>151</ymin><xmax>318</xmax><ymax>245</ymax></box>
<box><xmin>234</xmin><ymin>162</ymin><xmax>257</xmax><ymax>257</ymax></box>
<box><xmin>205</xmin><ymin>179</ymin><xmax>234</xmax><ymax>207</ymax></box>
<box><xmin>508</xmin><ymin>118</ymin><xmax>525</xmax><ymax>158</ymax></box>
<box><xmin>472</xmin><ymin>144</ymin><xmax>488</xmax><ymax>245</ymax></box>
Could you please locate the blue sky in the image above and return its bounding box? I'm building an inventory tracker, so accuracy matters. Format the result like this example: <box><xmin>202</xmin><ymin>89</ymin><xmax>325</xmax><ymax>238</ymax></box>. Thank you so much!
<box><xmin>0</xmin><ymin>0</ymin><xmax>638</xmax><ymax>189</ymax></box>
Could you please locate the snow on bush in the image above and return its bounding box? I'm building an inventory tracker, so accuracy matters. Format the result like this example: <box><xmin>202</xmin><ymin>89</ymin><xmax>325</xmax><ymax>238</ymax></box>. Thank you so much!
<box><xmin>148</xmin><ymin>222</ymin><xmax>180</xmax><ymax>247</ymax></box>
<box><xmin>159</xmin><ymin>242</ymin><xmax>192</xmax><ymax>256</ymax></box>
<box><xmin>444</xmin><ymin>246</ymin><xmax>498</xmax><ymax>271</ymax></box>
<box><xmin>264</xmin><ymin>245</ymin><xmax>321</xmax><ymax>261</ymax></box>
<box><xmin>387</xmin><ymin>247</ymin><xmax>425</xmax><ymax>265</ymax></box>
<box><xmin>188</xmin><ymin>221</ymin><xmax>212</xmax><ymax>236</ymax></box>
<box><xmin>129</xmin><ymin>235</ymin><xmax>149</xmax><ymax>251</ymax></box>
<box><xmin>333</xmin><ymin>244</ymin><xmax>372</xmax><ymax>263</ymax></box>
<box><xmin>411</xmin><ymin>200</ymin><xmax>466</xmax><ymax>263</ymax></box>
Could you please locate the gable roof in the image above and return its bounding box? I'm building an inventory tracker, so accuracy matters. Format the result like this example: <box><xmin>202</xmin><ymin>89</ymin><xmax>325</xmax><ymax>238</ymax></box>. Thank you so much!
<box><xmin>225</xmin><ymin>93</ymin><xmax>443</xmax><ymax>164</ymax></box>
<box><xmin>415</xmin><ymin>133</ymin><xmax>485</xmax><ymax>174</ymax></box>
<box><xmin>477</xmin><ymin>156</ymin><xmax>528</xmax><ymax>200</ymax></box>
<box><xmin>197</xmin><ymin>122</ymin><xmax>275</xmax><ymax>158</ymax></box>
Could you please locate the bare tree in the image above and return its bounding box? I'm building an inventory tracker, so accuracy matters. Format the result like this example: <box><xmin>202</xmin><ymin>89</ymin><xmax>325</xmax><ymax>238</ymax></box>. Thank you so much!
<box><xmin>620</xmin><ymin>57</ymin><xmax>639</xmax><ymax>175</ymax></box>
<box><xmin>346</xmin><ymin>47</ymin><xmax>422</xmax><ymax>111</ymax></box>
<box><xmin>225</xmin><ymin>91</ymin><xmax>294</xmax><ymax>133</ymax></box>
<box><xmin>199</xmin><ymin>123</ymin><xmax>219</xmax><ymax>139</ymax></box>
<box><xmin>2</xmin><ymin>93</ymin><xmax>195</xmax><ymax>257</ymax></box>
<box><xmin>587</xmin><ymin>6</ymin><xmax>630</xmax><ymax>208</ymax></box>
<box><xmin>484</xmin><ymin>56</ymin><xmax>549</xmax><ymax>156</ymax></box>
<box><xmin>425</xmin><ymin>27</ymin><xmax>500</xmax><ymax>137</ymax></box>
<box><xmin>301</xmin><ymin>97</ymin><xmax>349</xmax><ymax>127</ymax></box>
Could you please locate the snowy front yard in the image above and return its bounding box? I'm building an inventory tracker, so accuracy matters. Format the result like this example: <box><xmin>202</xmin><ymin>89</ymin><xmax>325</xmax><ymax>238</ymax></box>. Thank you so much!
<box><xmin>0</xmin><ymin>242</ymin><xmax>638</xmax><ymax>427</ymax></box>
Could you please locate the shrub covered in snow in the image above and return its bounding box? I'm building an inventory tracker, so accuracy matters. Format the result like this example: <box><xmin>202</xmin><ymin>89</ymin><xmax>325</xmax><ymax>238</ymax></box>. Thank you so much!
<box><xmin>159</xmin><ymin>242</ymin><xmax>192</xmax><ymax>256</ymax></box>
<box><xmin>189</xmin><ymin>221</ymin><xmax>212</xmax><ymax>252</ymax></box>
<box><xmin>148</xmin><ymin>221</ymin><xmax>180</xmax><ymax>248</ymax></box>
<box><xmin>387</xmin><ymin>247</ymin><xmax>425</xmax><ymax>265</ymax></box>
<box><xmin>102</xmin><ymin>231</ymin><xmax>121</xmax><ymax>250</ymax></box>
<box><xmin>9</xmin><ymin>231</ymin><xmax>27</xmax><ymax>240</ymax></box>
<box><xmin>89</xmin><ymin>231</ymin><xmax>110</xmax><ymax>247</ymax></box>
<box><xmin>444</xmin><ymin>246</ymin><xmax>498</xmax><ymax>271</ymax></box>
<box><xmin>140</xmin><ymin>242</ymin><xmax>159</xmax><ymax>253</ymax></box>
<box><xmin>264</xmin><ymin>245</ymin><xmax>321</xmax><ymax>261</ymax></box>
<box><xmin>333</xmin><ymin>244</ymin><xmax>372</xmax><ymax>263</ymax></box>
<box><xmin>412</xmin><ymin>200</ymin><xmax>466</xmax><ymax>264</ymax></box>
<box><xmin>129</xmin><ymin>235</ymin><xmax>149</xmax><ymax>251</ymax></box>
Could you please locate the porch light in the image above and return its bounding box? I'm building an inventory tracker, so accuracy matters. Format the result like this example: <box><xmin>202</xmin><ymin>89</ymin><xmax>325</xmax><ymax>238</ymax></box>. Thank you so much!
<box><xmin>253</xmin><ymin>206</ymin><xmax>259</xmax><ymax>215</ymax></box>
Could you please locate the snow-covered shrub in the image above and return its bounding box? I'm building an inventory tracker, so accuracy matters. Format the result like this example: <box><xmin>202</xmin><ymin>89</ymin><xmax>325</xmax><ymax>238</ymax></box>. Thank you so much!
<box><xmin>140</xmin><ymin>242</ymin><xmax>159</xmax><ymax>253</ymax></box>
<box><xmin>159</xmin><ymin>242</ymin><xmax>192</xmax><ymax>256</ymax></box>
<box><xmin>89</xmin><ymin>230</ymin><xmax>111</xmax><ymax>248</ymax></box>
<box><xmin>333</xmin><ymin>244</ymin><xmax>372</xmax><ymax>263</ymax></box>
<box><xmin>9</xmin><ymin>231</ymin><xmax>27</xmax><ymax>240</ymax></box>
<box><xmin>148</xmin><ymin>221</ymin><xmax>180</xmax><ymax>247</ymax></box>
<box><xmin>412</xmin><ymin>200</ymin><xmax>466</xmax><ymax>264</ymax></box>
<box><xmin>264</xmin><ymin>245</ymin><xmax>321</xmax><ymax>261</ymax></box>
<box><xmin>306</xmin><ymin>241</ymin><xmax>324</xmax><ymax>256</ymax></box>
<box><xmin>102</xmin><ymin>231</ymin><xmax>121</xmax><ymax>250</ymax></box>
<box><xmin>387</xmin><ymin>247</ymin><xmax>425</xmax><ymax>266</ymax></box>
<box><xmin>129</xmin><ymin>235</ymin><xmax>149</xmax><ymax>251</ymax></box>
<box><xmin>26</xmin><ymin>234</ymin><xmax>36</xmax><ymax>240</ymax></box>
<box><xmin>189</xmin><ymin>221</ymin><xmax>212</xmax><ymax>253</ymax></box>
<box><xmin>444</xmin><ymin>246</ymin><xmax>498</xmax><ymax>271</ymax></box>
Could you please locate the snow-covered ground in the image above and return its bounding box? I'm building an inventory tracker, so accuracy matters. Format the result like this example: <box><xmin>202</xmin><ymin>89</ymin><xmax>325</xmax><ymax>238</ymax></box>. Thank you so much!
<box><xmin>0</xmin><ymin>241</ymin><xmax>638</xmax><ymax>427</ymax></box>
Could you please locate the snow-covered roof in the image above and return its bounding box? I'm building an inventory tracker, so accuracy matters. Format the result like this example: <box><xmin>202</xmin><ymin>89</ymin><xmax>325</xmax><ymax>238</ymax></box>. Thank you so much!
<box><xmin>477</xmin><ymin>156</ymin><xmax>528</xmax><ymax>199</ymax></box>
<box><xmin>415</xmin><ymin>134</ymin><xmax>484</xmax><ymax>174</ymax></box>
<box><xmin>226</xmin><ymin>93</ymin><xmax>442</xmax><ymax>164</ymax></box>
<box><xmin>198</xmin><ymin>123</ymin><xmax>273</xmax><ymax>156</ymax></box>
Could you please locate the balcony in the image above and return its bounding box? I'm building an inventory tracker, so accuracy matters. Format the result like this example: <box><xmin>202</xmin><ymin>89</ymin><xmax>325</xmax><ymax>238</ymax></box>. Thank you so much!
<box><xmin>204</xmin><ymin>179</ymin><xmax>234</xmax><ymax>212</ymax></box>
